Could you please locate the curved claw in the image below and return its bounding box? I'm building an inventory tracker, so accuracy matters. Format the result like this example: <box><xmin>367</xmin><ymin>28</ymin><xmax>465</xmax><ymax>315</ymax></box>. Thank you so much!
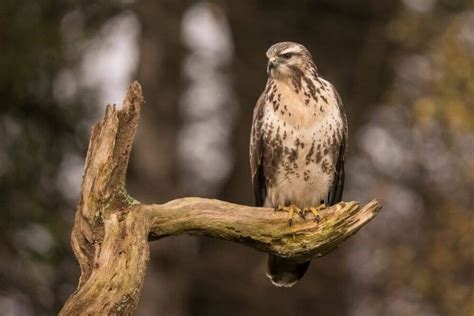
<box><xmin>275</xmin><ymin>204</ymin><xmax>303</xmax><ymax>227</ymax></box>
<box><xmin>303</xmin><ymin>204</ymin><xmax>326</xmax><ymax>222</ymax></box>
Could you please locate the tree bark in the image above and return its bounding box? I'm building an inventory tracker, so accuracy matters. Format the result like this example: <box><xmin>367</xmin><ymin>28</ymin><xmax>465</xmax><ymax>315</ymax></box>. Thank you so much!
<box><xmin>60</xmin><ymin>81</ymin><xmax>381</xmax><ymax>315</ymax></box>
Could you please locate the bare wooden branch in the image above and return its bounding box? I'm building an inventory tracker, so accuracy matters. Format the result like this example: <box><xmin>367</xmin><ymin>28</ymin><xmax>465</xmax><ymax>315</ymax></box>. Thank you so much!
<box><xmin>145</xmin><ymin>197</ymin><xmax>380</xmax><ymax>261</ymax></box>
<box><xmin>60</xmin><ymin>81</ymin><xmax>381</xmax><ymax>315</ymax></box>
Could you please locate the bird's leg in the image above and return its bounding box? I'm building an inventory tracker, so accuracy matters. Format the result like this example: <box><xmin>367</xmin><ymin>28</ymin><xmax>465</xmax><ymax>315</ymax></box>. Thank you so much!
<box><xmin>303</xmin><ymin>204</ymin><xmax>326</xmax><ymax>222</ymax></box>
<box><xmin>274</xmin><ymin>203</ymin><xmax>304</xmax><ymax>226</ymax></box>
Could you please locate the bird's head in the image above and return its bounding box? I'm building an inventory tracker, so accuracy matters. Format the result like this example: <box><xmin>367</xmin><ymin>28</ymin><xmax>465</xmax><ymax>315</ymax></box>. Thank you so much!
<box><xmin>266</xmin><ymin>42</ymin><xmax>316</xmax><ymax>80</ymax></box>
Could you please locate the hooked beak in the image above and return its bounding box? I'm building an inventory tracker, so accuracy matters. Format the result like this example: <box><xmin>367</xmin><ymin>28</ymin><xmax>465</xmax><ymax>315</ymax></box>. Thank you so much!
<box><xmin>267</xmin><ymin>57</ymin><xmax>277</xmax><ymax>74</ymax></box>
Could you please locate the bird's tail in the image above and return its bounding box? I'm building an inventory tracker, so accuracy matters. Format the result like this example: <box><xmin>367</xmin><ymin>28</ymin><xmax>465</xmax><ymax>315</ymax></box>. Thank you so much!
<box><xmin>266</xmin><ymin>254</ymin><xmax>311</xmax><ymax>287</ymax></box>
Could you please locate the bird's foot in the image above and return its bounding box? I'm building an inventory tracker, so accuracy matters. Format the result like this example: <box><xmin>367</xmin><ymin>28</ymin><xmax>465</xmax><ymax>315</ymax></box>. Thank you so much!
<box><xmin>274</xmin><ymin>204</ymin><xmax>304</xmax><ymax>226</ymax></box>
<box><xmin>303</xmin><ymin>204</ymin><xmax>326</xmax><ymax>222</ymax></box>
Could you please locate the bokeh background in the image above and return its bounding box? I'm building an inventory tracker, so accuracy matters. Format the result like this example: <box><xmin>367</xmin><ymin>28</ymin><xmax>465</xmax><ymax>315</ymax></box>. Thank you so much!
<box><xmin>1</xmin><ymin>0</ymin><xmax>473</xmax><ymax>315</ymax></box>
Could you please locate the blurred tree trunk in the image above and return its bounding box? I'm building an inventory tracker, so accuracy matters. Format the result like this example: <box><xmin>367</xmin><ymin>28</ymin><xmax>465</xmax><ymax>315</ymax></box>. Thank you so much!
<box><xmin>130</xmin><ymin>0</ymin><xmax>191</xmax><ymax>202</ymax></box>
<box><xmin>130</xmin><ymin>2</ymin><xmax>194</xmax><ymax>315</ymax></box>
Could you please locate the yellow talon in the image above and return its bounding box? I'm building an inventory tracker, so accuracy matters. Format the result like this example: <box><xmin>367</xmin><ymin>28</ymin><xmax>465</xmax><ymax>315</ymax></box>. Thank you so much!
<box><xmin>275</xmin><ymin>204</ymin><xmax>303</xmax><ymax>226</ymax></box>
<box><xmin>303</xmin><ymin>204</ymin><xmax>326</xmax><ymax>222</ymax></box>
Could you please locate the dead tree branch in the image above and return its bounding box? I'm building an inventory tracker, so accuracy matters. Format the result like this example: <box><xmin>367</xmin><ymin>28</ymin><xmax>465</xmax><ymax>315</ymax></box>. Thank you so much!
<box><xmin>60</xmin><ymin>81</ymin><xmax>381</xmax><ymax>315</ymax></box>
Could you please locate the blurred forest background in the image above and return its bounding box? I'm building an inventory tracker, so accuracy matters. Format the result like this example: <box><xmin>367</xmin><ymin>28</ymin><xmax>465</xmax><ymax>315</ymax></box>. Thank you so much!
<box><xmin>1</xmin><ymin>0</ymin><xmax>473</xmax><ymax>315</ymax></box>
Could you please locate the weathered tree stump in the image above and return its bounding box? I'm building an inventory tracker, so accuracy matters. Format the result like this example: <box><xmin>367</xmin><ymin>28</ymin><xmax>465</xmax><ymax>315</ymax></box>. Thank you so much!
<box><xmin>60</xmin><ymin>82</ymin><xmax>381</xmax><ymax>315</ymax></box>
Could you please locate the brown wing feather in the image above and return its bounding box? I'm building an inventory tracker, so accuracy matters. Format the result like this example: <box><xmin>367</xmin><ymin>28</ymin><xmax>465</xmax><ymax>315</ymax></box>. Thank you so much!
<box><xmin>250</xmin><ymin>93</ymin><xmax>267</xmax><ymax>207</ymax></box>
<box><xmin>326</xmin><ymin>86</ymin><xmax>348</xmax><ymax>206</ymax></box>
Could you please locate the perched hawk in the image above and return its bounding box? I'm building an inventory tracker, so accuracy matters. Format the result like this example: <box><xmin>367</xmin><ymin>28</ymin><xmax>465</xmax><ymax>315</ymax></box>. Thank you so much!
<box><xmin>250</xmin><ymin>42</ymin><xmax>348</xmax><ymax>287</ymax></box>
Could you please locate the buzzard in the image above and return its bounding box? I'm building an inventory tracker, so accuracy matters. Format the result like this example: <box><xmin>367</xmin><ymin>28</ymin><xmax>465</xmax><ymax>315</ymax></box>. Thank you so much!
<box><xmin>250</xmin><ymin>42</ymin><xmax>348</xmax><ymax>287</ymax></box>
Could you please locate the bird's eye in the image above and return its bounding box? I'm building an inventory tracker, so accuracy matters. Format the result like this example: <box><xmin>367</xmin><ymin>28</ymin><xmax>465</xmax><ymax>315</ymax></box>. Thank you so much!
<box><xmin>281</xmin><ymin>53</ymin><xmax>292</xmax><ymax>59</ymax></box>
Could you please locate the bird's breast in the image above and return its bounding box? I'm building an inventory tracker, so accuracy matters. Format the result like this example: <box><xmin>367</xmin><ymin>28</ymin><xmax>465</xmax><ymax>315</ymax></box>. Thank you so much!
<box><xmin>260</xmin><ymin>80</ymin><xmax>344</xmax><ymax>208</ymax></box>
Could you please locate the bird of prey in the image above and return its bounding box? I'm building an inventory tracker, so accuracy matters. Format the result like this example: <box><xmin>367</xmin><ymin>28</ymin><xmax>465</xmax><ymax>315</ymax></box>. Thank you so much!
<box><xmin>250</xmin><ymin>42</ymin><xmax>348</xmax><ymax>287</ymax></box>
